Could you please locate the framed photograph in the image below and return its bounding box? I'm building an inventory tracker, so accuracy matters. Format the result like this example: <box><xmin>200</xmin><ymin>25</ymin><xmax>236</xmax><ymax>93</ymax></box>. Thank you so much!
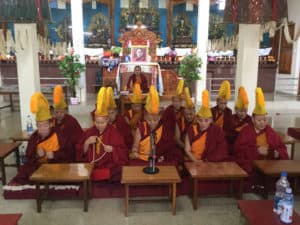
<box><xmin>131</xmin><ymin>45</ymin><xmax>148</xmax><ymax>62</ymax></box>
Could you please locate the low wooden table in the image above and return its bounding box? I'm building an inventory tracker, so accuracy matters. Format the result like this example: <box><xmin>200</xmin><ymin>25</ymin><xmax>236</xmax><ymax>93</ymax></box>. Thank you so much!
<box><xmin>277</xmin><ymin>131</ymin><xmax>300</xmax><ymax>160</ymax></box>
<box><xmin>0</xmin><ymin>214</ymin><xmax>22</xmax><ymax>225</ymax></box>
<box><xmin>238</xmin><ymin>200</ymin><xmax>300</xmax><ymax>225</ymax></box>
<box><xmin>30</xmin><ymin>163</ymin><xmax>93</xmax><ymax>213</ymax></box>
<box><xmin>121</xmin><ymin>166</ymin><xmax>181</xmax><ymax>217</ymax></box>
<box><xmin>0</xmin><ymin>142</ymin><xmax>22</xmax><ymax>185</ymax></box>
<box><xmin>10</xmin><ymin>131</ymin><xmax>31</xmax><ymax>142</ymax></box>
<box><xmin>254</xmin><ymin>160</ymin><xmax>300</xmax><ymax>199</ymax></box>
<box><xmin>0</xmin><ymin>90</ymin><xmax>15</xmax><ymax>111</ymax></box>
<box><xmin>184</xmin><ymin>162</ymin><xmax>248</xmax><ymax>210</ymax></box>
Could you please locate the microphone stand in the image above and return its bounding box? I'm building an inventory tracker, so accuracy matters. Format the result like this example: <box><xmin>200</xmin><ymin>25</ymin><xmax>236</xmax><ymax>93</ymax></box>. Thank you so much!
<box><xmin>143</xmin><ymin>131</ymin><xmax>159</xmax><ymax>174</ymax></box>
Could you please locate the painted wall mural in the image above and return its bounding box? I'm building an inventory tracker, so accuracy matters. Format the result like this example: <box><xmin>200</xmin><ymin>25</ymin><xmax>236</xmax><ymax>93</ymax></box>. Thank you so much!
<box><xmin>120</xmin><ymin>0</ymin><xmax>160</xmax><ymax>33</ymax></box>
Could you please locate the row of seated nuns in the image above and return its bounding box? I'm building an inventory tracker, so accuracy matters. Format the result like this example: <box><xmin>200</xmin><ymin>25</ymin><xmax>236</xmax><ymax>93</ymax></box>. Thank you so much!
<box><xmin>8</xmin><ymin>80</ymin><xmax>289</xmax><ymax>188</ymax></box>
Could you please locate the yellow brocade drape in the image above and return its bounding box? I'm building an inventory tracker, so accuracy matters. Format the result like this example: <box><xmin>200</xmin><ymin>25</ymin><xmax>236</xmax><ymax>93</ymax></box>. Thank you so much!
<box><xmin>214</xmin><ymin>113</ymin><xmax>224</xmax><ymax>128</ymax></box>
<box><xmin>256</xmin><ymin>132</ymin><xmax>269</xmax><ymax>148</ymax></box>
<box><xmin>191</xmin><ymin>131</ymin><xmax>207</xmax><ymax>160</ymax></box>
<box><xmin>138</xmin><ymin>125</ymin><xmax>163</xmax><ymax>161</ymax></box>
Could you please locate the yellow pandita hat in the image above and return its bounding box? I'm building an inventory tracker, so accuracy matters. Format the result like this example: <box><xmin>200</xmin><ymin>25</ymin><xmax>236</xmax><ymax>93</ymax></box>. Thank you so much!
<box><xmin>130</xmin><ymin>82</ymin><xmax>144</xmax><ymax>104</ymax></box>
<box><xmin>218</xmin><ymin>80</ymin><xmax>231</xmax><ymax>100</ymax></box>
<box><xmin>175</xmin><ymin>79</ymin><xmax>184</xmax><ymax>98</ymax></box>
<box><xmin>53</xmin><ymin>85</ymin><xmax>67</xmax><ymax>110</ymax></box>
<box><xmin>95</xmin><ymin>87</ymin><xmax>108</xmax><ymax>117</ymax></box>
<box><xmin>145</xmin><ymin>85</ymin><xmax>160</xmax><ymax>115</ymax></box>
<box><xmin>197</xmin><ymin>90</ymin><xmax>212</xmax><ymax>118</ymax></box>
<box><xmin>184</xmin><ymin>87</ymin><xmax>194</xmax><ymax>109</ymax></box>
<box><xmin>30</xmin><ymin>92</ymin><xmax>52</xmax><ymax>122</ymax></box>
<box><xmin>235</xmin><ymin>86</ymin><xmax>249</xmax><ymax>110</ymax></box>
<box><xmin>253</xmin><ymin>87</ymin><xmax>267</xmax><ymax>115</ymax></box>
<box><xmin>106</xmin><ymin>87</ymin><xmax>117</xmax><ymax>109</ymax></box>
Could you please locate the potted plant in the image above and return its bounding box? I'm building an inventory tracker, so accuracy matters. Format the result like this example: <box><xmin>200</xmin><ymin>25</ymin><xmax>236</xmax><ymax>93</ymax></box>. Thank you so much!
<box><xmin>178</xmin><ymin>53</ymin><xmax>202</xmax><ymax>93</ymax></box>
<box><xmin>58</xmin><ymin>49</ymin><xmax>85</xmax><ymax>104</ymax></box>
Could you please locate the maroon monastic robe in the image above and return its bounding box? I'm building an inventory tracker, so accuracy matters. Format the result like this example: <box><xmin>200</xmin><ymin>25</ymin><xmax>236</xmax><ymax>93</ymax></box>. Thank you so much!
<box><xmin>187</xmin><ymin>124</ymin><xmax>228</xmax><ymax>162</ymax></box>
<box><xmin>126</xmin><ymin>73</ymin><xmax>149</xmax><ymax>93</ymax></box>
<box><xmin>76</xmin><ymin>125</ymin><xmax>128</xmax><ymax>181</ymax></box>
<box><xmin>130</xmin><ymin>120</ymin><xmax>183</xmax><ymax>165</ymax></box>
<box><xmin>111</xmin><ymin>114</ymin><xmax>133</xmax><ymax>150</ymax></box>
<box><xmin>124</xmin><ymin>109</ymin><xmax>145</xmax><ymax>130</ymax></box>
<box><xmin>90</xmin><ymin>111</ymin><xmax>133</xmax><ymax>149</ymax></box>
<box><xmin>211</xmin><ymin>106</ymin><xmax>232</xmax><ymax>133</ymax></box>
<box><xmin>54</xmin><ymin>114</ymin><xmax>83</xmax><ymax>160</ymax></box>
<box><xmin>234</xmin><ymin>124</ymin><xmax>289</xmax><ymax>174</ymax></box>
<box><xmin>161</xmin><ymin>105</ymin><xmax>184</xmax><ymax>136</ymax></box>
<box><xmin>12</xmin><ymin>129</ymin><xmax>73</xmax><ymax>184</ymax></box>
<box><xmin>227</xmin><ymin>114</ymin><xmax>252</xmax><ymax>154</ymax></box>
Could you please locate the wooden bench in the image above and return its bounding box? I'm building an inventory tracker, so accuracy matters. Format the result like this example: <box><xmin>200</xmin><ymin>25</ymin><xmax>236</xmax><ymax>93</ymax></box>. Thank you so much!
<box><xmin>0</xmin><ymin>142</ymin><xmax>22</xmax><ymax>185</ymax></box>
<box><xmin>0</xmin><ymin>85</ymin><xmax>68</xmax><ymax>110</ymax></box>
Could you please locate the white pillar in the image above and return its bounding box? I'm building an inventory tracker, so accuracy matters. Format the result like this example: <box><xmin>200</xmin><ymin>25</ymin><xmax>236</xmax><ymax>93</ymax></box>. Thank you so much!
<box><xmin>14</xmin><ymin>23</ymin><xmax>40</xmax><ymax>130</ymax></box>
<box><xmin>235</xmin><ymin>24</ymin><xmax>260</xmax><ymax>112</ymax></box>
<box><xmin>195</xmin><ymin>0</ymin><xmax>209</xmax><ymax>105</ymax></box>
<box><xmin>71</xmin><ymin>0</ymin><xmax>86</xmax><ymax>102</ymax></box>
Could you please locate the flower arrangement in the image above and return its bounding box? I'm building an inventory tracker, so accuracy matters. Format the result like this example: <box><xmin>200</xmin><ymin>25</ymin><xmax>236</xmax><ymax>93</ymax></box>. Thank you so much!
<box><xmin>58</xmin><ymin>49</ymin><xmax>85</xmax><ymax>98</ymax></box>
<box><xmin>178</xmin><ymin>54</ymin><xmax>202</xmax><ymax>91</ymax></box>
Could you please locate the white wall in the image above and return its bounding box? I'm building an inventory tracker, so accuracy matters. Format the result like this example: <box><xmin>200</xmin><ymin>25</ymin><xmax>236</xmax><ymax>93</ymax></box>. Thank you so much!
<box><xmin>276</xmin><ymin>0</ymin><xmax>300</xmax><ymax>95</ymax></box>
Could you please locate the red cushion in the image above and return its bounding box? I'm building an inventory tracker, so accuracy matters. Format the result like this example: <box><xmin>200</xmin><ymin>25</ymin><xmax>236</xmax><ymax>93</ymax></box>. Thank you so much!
<box><xmin>92</xmin><ymin>168</ymin><xmax>110</xmax><ymax>181</ymax></box>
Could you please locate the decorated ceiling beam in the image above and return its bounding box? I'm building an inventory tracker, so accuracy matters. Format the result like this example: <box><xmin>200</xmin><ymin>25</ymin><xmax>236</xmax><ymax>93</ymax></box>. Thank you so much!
<box><xmin>0</xmin><ymin>0</ymin><xmax>51</xmax><ymax>22</ymax></box>
<box><xmin>223</xmin><ymin>0</ymin><xmax>288</xmax><ymax>24</ymax></box>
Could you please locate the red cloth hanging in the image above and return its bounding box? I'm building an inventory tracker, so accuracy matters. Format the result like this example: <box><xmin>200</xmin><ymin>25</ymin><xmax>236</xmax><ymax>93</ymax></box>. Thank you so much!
<box><xmin>35</xmin><ymin>0</ymin><xmax>42</xmax><ymax>21</ymax></box>
<box><xmin>232</xmin><ymin>0</ymin><xmax>238</xmax><ymax>23</ymax></box>
<box><xmin>272</xmin><ymin>0</ymin><xmax>278</xmax><ymax>20</ymax></box>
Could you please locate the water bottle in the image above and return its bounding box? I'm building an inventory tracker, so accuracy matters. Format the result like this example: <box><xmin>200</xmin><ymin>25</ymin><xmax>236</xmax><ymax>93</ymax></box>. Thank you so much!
<box><xmin>26</xmin><ymin>115</ymin><xmax>34</xmax><ymax>135</ymax></box>
<box><xmin>273</xmin><ymin>172</ymin><xmax>290</xmax><ymax>214</ymax></box>
<box><xmin>280</xmin><ymin>187</ymin><xmax>294</xmax><ymax>224</ymax></box>
<box><xmin>19</xmin><ymin>145</ymin><xmax>26</xmax><ymax>165</ymax></box>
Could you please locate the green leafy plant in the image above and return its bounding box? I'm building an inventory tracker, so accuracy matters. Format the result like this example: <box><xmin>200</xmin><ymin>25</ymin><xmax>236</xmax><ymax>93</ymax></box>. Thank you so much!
<box><xmin>58</xmin><ymin>50</ymin><xmax>85</xmax><ymax>97</ymax></box>
<box><xmin>178</xmin><ymin>54</ymin><xmax>202</xmax><ymax>91</ymax></box>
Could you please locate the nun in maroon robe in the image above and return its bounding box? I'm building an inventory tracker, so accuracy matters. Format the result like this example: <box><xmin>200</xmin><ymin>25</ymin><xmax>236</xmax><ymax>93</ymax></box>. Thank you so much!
<box><xmin>234</xmin><ymin>124</ymin><xmax>289</xmax><ymax>174</ymax></box>
<box><xmin>76</xmin><ymin>124</ymin><xmax>128</xmax><ymax>182</ymax></box>
<box><xmin>12</xmin><ymin>125</ymin><xmax>73</xmax><ymax>185</ymax></box>
<box><xmin>52</xmin><ymin>85</ymin><xmax>83</xmax><ymax>160</ymax></box>
<box><xmin>130</xmin><ymin>86</ymin><xmax>183</xmax><ymax>166</ymax></box>
<box><xmin>76</xmin><ymin>87</ymin><xmax>128</xmax><ymax>182</ymax></box>
<box><xmin>234</xmin><ymin>88</ymin><xmax>289</xmax><ymax>175</ymax></box>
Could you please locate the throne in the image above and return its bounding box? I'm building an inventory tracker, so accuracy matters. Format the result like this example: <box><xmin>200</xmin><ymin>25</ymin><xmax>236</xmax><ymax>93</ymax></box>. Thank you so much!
<box><xmin>119</xmin><ymin>22</ymin><xmax>161</xmax><ymax>62</ymax></box>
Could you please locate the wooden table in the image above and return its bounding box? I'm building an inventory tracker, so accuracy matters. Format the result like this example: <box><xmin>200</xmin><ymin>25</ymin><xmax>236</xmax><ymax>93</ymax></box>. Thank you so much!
<box><xmin>0</xmin><ymin>90</ymin><xmax>15</xmax><ymax>111</ymax></box>
<box><xmin>0</xmin><ymin>142</ymin><xmax>22</xmax><ymax>185</ymax></box>
<box><xmin>277</xmin><ymin>131</ymin><xmax>300</xmax><ymax>160</ymax></box>
<box><xmin>184</xmin><ymin>162</ymin><xmax>248</xmax><ymax>210</ymax></box>
<box><xmin>10</xmin><ymin>131</ymin><xmax>31</xmax><ymax>142</ymax></box>
<box><xmin>0</xmin><ymin>214</ymin><xmax>22</xmax><ymax>225</ymax></box>
<box><xmin>0</xmin><ymin>85</ymin><xmax>68</xmax><ymax>111</ymax></box>
<box><xmin>30</xmin><ymin>163</ymin><xmax>93</xmax><ymax>213</ymax></box>
<box><xmin>121</xmin><ymin>166</ymin><xmax>181</xmax><ymax>217</ymax></box>
<box><xmin>238</xmin><ymin>200</ymin><xmax>300</xmax><ymax>225</ymax></box>
<box><xmin>254</xmin><ymin>160</ymin><xmax>300</xmax><ymax>199</ymax></box>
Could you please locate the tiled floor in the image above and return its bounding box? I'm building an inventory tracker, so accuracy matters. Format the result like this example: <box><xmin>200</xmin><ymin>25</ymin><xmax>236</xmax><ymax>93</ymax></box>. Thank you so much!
<box><xmin>1</xmin><ymin>94</ymin><xmax>300</xmax><ymax>225</ymax></box>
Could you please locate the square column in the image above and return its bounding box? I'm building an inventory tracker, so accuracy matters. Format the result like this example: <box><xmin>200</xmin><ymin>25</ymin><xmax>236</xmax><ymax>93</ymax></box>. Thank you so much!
<box><xmin>71</xmin><ymin>0</ymin><xmax>86</xmax><ymax>102</ymax></box>
<box><xmin>235</xmin><ymin>24</ymin><xmax>260</xmax><ymax>112</ymax></box>
<box><xmin>195</xmin><ymin>0</ymin><xmax>209</xmax><ymax>105</ymax></box>
<box><xmin>14</xmin><ymin>23</ymin><xmax>40</xmax><ymax>130</ymax></box>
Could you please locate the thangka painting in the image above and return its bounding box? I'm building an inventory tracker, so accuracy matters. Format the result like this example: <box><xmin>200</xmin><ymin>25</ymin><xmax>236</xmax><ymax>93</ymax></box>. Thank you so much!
<box><xmin>86</xmin><ymin>13</ymin><xmax>110</xmax><ymax>48</ymax></box>
<box><xmin>120</xmin><ymin>0</ymin><xmax>159</xmax><ymax>33</ymax></box>
<box><xmin>172</xmin><ymin>13</ymin><xmax>193</xmax><ymax>47</ymax></box>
